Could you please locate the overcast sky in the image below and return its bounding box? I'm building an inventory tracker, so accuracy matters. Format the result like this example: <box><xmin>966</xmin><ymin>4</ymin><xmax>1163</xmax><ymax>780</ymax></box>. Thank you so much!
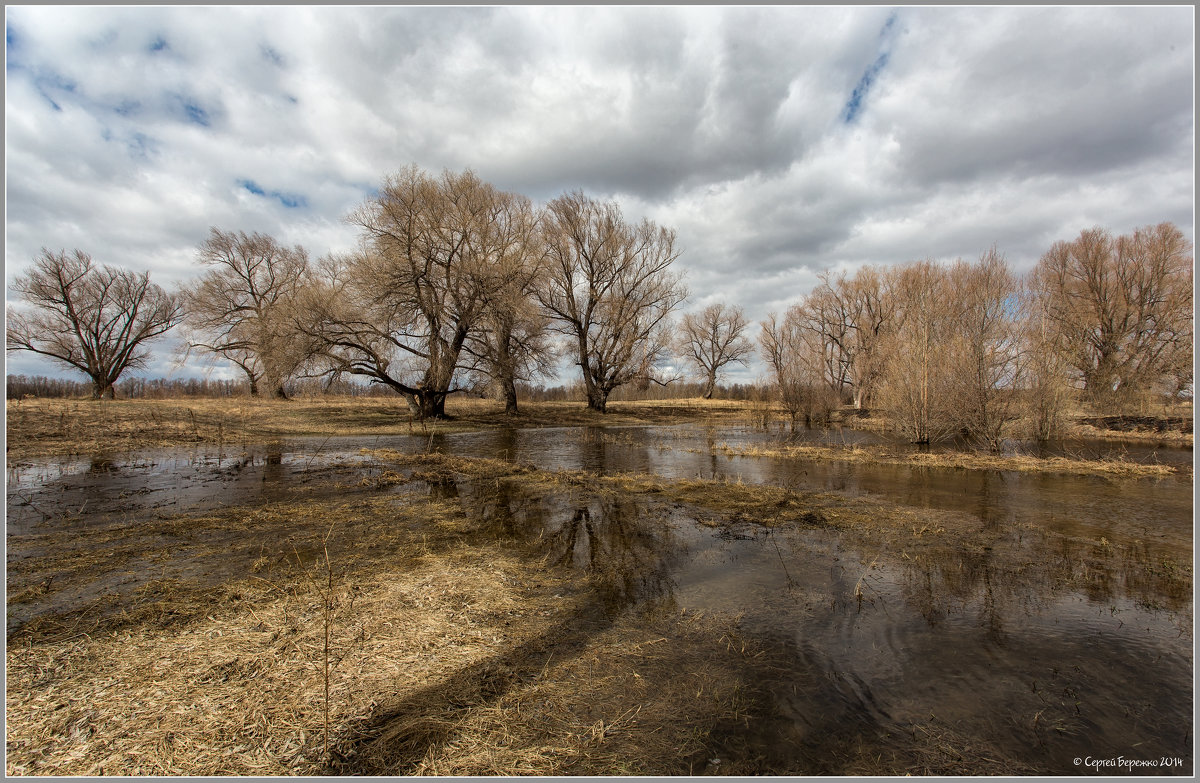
<box><xmin>4</xmin><ymin>5</ymin><xmax>1194</xmax><ymax>386</ymax></box>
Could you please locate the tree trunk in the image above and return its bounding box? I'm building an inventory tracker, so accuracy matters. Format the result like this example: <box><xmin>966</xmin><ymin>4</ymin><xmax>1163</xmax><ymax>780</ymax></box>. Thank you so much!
<box><xmin>92</xmin><ymin>380</ymin><xmax>116</xmax><ymax>400</ymax></box>
<box><xmin>586</xmin><ymin>386</ymin><xmax>609</xmax><ymax>413</ymax></box>
<box><xmin>578</xmin><ymin>336</ymin><xmax>605</xmax><ymax>413</ymax></box>
<box><xmin>272</xmin><ymin>384</ymin><xmax>289</xmax><ymax>400</ymax></box>
<box><xmin>501</xmin><ymin>377</ymin><xmax>519</xmax><ymax>415</ymax></box>
<box><xmin>405</xmin><ymin>390</ymin><xmax>449</xmax><ymax>419</ymax></box>
<box><xmin>703</xmin><ymin>373</ymin><xmax>716</xmax><ymax>400</ymax></box>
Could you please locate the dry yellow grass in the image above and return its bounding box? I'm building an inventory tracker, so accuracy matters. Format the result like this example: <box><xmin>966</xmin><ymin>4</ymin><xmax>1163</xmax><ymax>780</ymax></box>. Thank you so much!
<box><xmin>6</xmin><ymin>552</ymin><xmax>583</xmax><ymax>776</ymax></box>
<box><xmin>708</xmin><ymin>442</ymin><xmax>1181</xmax><ymax>479</ymax></box>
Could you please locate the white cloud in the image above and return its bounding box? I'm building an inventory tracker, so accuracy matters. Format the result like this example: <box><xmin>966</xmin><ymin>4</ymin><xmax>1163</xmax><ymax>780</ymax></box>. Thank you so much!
<box><xmin>5</xmin><ymin>5</ymin><xmax>1193</xmax><ymax>386</ymax></box>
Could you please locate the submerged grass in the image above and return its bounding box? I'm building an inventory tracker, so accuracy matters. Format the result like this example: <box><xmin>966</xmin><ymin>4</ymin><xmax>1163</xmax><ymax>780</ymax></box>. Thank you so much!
<box><xmin>7</xmin><ymin>444</ymin><xmax>1191</xmax><ymax>775</ymax></box>
<box><xmin>4</xmin><ymin>397</ymin><xmax>755</xmax><ymax>461</ymax></box>
<box><xmin>8</xmin><ymin>395</ymin><xmax>1189</xmax><ymax>475</ymax></box>
<box><xmin>6</xmin><ymin>452</ymin><xmax>820</xmax><ymax>776</ymax></box>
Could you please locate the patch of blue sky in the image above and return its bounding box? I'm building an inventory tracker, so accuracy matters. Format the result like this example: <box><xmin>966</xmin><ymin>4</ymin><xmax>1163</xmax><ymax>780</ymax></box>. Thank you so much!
<box><xmin>97</xmin><ymin>122</ymin><xmax>158</xmax><ymax>160</ymax></box>
<box><xmin>38</xmin><ymin>71</ymin><xmax>78</xmax><ymax>95</ymax></box>
<box><xmin>184</xmin><ymin>102</ymin><xmax>209</xmax><ymax>126</ymax></box>
<box><xmin>238</xmin><ymin>179</ymin><xmax>308</xmax><ymax>209</ymax></box>
<box><xmin>841</xmin><ymin>51</ymin><xmax>889</xmax><ymax>124</ymax></box>
<box><xmin>7</xmin><ymin>46</ymin><xmax>147</xmax><ymax>122</ymax></box>
<box><xmin>168</xmin><ymin>93</ymin><xmax>214</xmax><ymax>127</ymax></box>
<box><xmin>261</xmin><ymin>45</ymin><xmax>285</xmax><ymax>67</ymax></box>
<box><xmin>879</xmin><ymin>10</ymin><xmax>898</xmax><ymax>39</ymax></box>
<box><xmin>149</xmin><ymin>36</ymin><xmax>169</xmax><ymax>53</ymax></box>
<box><xmin>841</xmin><ymin>11</ymin><xmax>900</xmax><ymax>125</ymax></box>
<box><xmin>127</xmin><ymin>132</ymin><xmax>157</xmax><ymax>159</ymax></box>
<box><xmin>10</xmin><ymin>66</ymin><xmax>80</xmax><ymax>112</ymax></box>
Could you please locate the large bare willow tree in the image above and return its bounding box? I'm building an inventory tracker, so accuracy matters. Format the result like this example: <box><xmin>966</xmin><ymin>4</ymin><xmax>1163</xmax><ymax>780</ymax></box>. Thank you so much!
<box><xmin>677</xmin><ymin>303</ymin><xmax>752</xmax><ymax>399</ymax></box>
<box><xmin>7</xmin><ymin>249</ymin><xmax>183</xmax><ymax>399</ymax></box>
<box><xmin>538</xmin><ymin>191</ymin><xmax>687</xmax><ymax>413</ymax></box>
<box><xmin>1030</xmin><ymin>222</ymin><xmax>1193</xmax><ymax>405</ymax></box>
<box><xmin>301</xmin><ymin>167</ymin><xmax>536</xmax><ymax>419</ymax></box>
<box><xmin>873</xmin><ymin>260</ymin><xmax>960</xmax><ymax>444</ymax></box>
<box><xmin>801</xmin><ymin>267</ymin><xmax>897</xmax><ymax>410</ymax></box>
<box><xmin>943</xmin><ymin>249</ymin><xmax>1022</xmax><ymax>450</ymax></box>
<box><xmin>179</xmin><ymin>228</ymin><xmax>314</xmax><ymax>398</ymax></box>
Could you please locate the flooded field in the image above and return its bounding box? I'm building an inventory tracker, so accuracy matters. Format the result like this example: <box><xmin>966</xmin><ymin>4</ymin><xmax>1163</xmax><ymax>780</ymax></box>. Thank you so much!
<box><xmin>6</xmin><ymin>424</ymin><xmax>1193</xmax><ymax>775</ymax></box>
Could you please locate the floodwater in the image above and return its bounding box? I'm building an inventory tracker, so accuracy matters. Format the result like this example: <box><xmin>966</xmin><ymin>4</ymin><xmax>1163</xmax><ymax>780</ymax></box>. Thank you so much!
<box><xmin>452</xmin><ymin>478</ymin><xmax>1192</xmax><ymax>774</ymax></box>
<box><xmin>6</xmin><ymin>423</ymin><xmax>1193</xmax><ymax>774</ymax></box>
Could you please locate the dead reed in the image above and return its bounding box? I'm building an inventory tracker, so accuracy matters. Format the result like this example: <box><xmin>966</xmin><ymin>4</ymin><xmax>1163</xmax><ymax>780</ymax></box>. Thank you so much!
<box><xmin>707</xmin><ymin>442</ymin><xmax>1180</xmax><ymax>479</ymax></box>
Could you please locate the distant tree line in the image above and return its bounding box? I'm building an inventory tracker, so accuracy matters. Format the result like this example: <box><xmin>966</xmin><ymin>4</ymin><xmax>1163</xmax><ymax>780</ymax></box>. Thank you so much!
<box><xmin>6</xmin><ymin>164</ymin><xmax>1192</xmax><ymax>444</ymax></box>
<box><xmin>6</xmin><ymin>374</ymin><xmax>405</xmax><ymax>400</ymax></box>
<box><xmin>517</xmin><ymin>379</ymin><xmax>773</xmax><ymax>404</ymax></box>
<box><xmin>6</xmin><ymin>374</ymin><xmax>769</xmax><ymax>403</ymax></box>
<box><xmin>6</xmin><ymin>374</ymin><xmax>243</xmax><ymax>399</ymax></box>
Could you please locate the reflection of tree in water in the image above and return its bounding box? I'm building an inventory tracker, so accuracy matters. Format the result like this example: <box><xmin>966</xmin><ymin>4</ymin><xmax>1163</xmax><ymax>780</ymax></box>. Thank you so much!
<box><xmin>88</xmin><ymin>456</ymin><xmax>117</xmax><ymax>473</ymax></box>
<box><xmin>469</xmin><ymin>481</ymin><xmax>678</xmax><ymax>613</ymax></box>
<box><xmin>489</xmin><ymin>427</ymin><xmax>520</xmax><ymax>463</ymax></box>
<box><xmin>578</xmin><ymin>427</ymin><xmax>608</xmax><ymax>473</ymax></box>
<box><xmin>900</xmin><ymin>519</ymin><xmax>1190</xmax><ymax>640</ymax></box>
<box><xmin>902</xmin><ymin>544</ymin><xmax>1013</xmax><ymax>644</ymax></box>
<box><xmin>426</xmin><ymin>475</ymin><xmax>459</xmax><ymax>500</ymax></box>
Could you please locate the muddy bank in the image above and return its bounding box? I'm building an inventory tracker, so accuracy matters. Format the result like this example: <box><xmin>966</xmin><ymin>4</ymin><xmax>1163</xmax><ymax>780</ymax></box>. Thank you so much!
<box><xmin>6</xmin><ymin>439</ymin><xmax>1192</xmax><ymax>776</ymax></box>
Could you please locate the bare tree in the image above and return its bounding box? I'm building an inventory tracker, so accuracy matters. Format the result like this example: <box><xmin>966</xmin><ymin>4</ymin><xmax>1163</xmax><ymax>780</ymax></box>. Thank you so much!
<box><xmin>1018</xmin><ymin>273</ymin><xmax>1074</xmax><ymax>441</ymax></box>
<box><xmin>7</xmin><ymin>249</ymin><xmax>183</xmax><ymax>399</ymax></box>
<box><xmin>1030</xmin><ymin>222</ymin><xmax>1193</xmax><ymax>406</ymax></box>
<box><xmin>538</xmin><ymin>191</ymin><xmax>687</xmax><ymax>413</ymax></box>
<box><xmin>677</xmin><ymin>303</ymin><xmax>752</xmax><ymax>399</ymax></box>
<box><xmin>840</xmin><ymin>266</ymin><xmax>896</xmax><ymax>409</ymax></box>
<box><xmin>461</xmin><ymin>198</ymin><xmax>558</xmax><ymax>415</ymax></box>
<box><xmin>301</xmin><ymin>167</ymin><xmax>533</xmax><ymax>419</ymax></box>
<box><xmin>944</xmin><ymin>249</ymin><xmax>1022</xmax><ymax>450</ymax></box>
<box><xmin>785</xmin><ymin>267</ymin><xmax>898</xmax><ymax>412</ymax></box>
<box><xmin>874</xmin><ymin>261</ymin><xmax>960</xmax><ymax>444</ymax></box>
<box><xmin>178</xmin><ymin>228</ymin><xmax>314</xmax><ymax>398</ymax></box>
<box><xmin>790</xmin><ymin>282</ymin><xmax>856</xmax><ymax>405</ymax></box>
<box><xmin>758</xmin><ymin>307</ymin><xmax>841</xmax><ymax>426</ymax></box>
